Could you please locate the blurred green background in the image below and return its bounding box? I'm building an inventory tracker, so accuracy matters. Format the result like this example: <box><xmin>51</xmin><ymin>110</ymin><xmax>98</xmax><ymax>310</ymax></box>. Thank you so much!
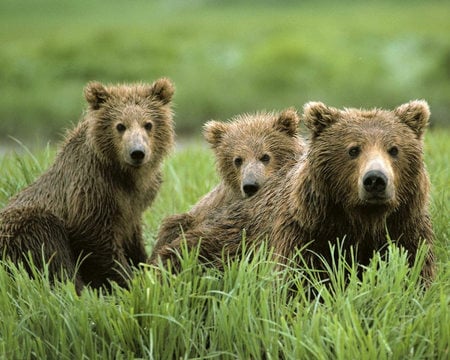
<box><xmin>1</xmin><ymin>0</ymin><xmax>449</xmax><ymax>147</ymax></box>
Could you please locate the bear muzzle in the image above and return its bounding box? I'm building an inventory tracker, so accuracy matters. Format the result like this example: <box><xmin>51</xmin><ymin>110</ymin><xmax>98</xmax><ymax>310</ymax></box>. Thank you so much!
<box><xmin>363</xmin><ymin>170</ymin><xmax>387</xmax><ymax>193</ymax></box>
<box><xmin>126</xmin><ymin>146</ymin><xmax>149</xmax><ymax>166</ymax></box>
<box><xmin>242</xmin><ymin>181</ymin><xmax>260</xmax><ymax>197</ymax></box>
<box><xmin>360</xmin><ymin>169</ymin><xmax>394</xmax><ymax>204</ymax></box>
<box><xmin>358</xmin><ymin>153</ymin><xmax>395</xmax><ymax>204</ymax></box>
<box><xmin>241</xmin><ymin>163</ymin><xmax>265</xmax><ymax>198</ymax></box>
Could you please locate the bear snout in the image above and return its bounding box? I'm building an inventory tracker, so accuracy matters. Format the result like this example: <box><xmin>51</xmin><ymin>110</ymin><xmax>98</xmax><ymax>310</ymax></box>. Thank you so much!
<box><xmin>241</xmin><ymin>164</ymin><xmax>264</xmax><ymax>197</ymax></box>
<box><xmin>363</xmin><ymin>170</ymin><xmax>387</xmax><ymax>193</ymax></box>
<box><xmin>130</xmin><ymin>149</ymin><xmax>146</xmax><ymax>161</ymax></box>
<box><xmin>242</xmin><ymin>182</ymin><xmax>260</xmax><ymax>197</ymax></box>
<box><xmin>357</xmin><ymin>152</ymin><xmax>395</xmax><ymax>204</ymax></box>
<box><xmin>360</xmin><ymin>169</ymin><xmax>395</xmax><ymax>204</ymax></box>
<box><xmin>126</xmin><ymin>146</ymin><xmax>148</xmax><ymax>166</ymax></box>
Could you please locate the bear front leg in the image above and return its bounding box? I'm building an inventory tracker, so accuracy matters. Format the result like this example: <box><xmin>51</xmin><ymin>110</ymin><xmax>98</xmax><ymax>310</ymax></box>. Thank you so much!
<box><xmin>152</xmin><ymin>213</ymin><xmax>196</xmax><ymax>257</ymax></box>
<box><xmin>91</xmin><ymin>250</ymin><xmax>134</xmax><ymax>291</ymax></box>
<box><xmin>149</xmin><ymin>229</ymin><xmax>231</xmax><ymax>272</ymax></box>
<box><xmin>148</xmin><ymin>233</ymin><xmax>205</xmax><ymax>273</ymax></box>
<box><xmin>73</xmin><ymin>236</ymin><xmax>134</xmax><ymax>290</ymax></box>
<box><xmin>148</xmin><ymin>238</ymin><xmax>185</xmax><ymax>272</ymax></box>
<box><xmin>124</xmin><ymin>224</ymin><xmax>148</xmax><ymax>267</ymax></box>
<box><xmin>110</xmin><ymin>249</ymin><xmax>135</xmax><ymax>289</ymax></box>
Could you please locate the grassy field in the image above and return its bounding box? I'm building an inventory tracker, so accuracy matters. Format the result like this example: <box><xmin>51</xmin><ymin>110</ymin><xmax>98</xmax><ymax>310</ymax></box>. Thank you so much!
<box><xmin>1</xmin><ymin>0</ymin><xmax>450</xmax><ymax>146</ymax></box>
<box><xmin>0</xmin><ymin>129</ymin><xmax>448</xmax><ymax>359</ymax></box>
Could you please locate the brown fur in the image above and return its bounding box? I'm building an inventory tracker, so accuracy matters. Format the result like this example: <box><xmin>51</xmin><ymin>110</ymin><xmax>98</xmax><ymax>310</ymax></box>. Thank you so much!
<box><xmin>153</xmin><ymin>101</ymin><xmax>435</xmax><ymax>282</ymax></box>
<box><xmin>150</xmin><ymin>109</ymin><xmax>304</xmax><ymax>260</ymax></box>
<box><xmin>0</xmin><ymin>78</ymin><xmax>175</xmax><ymax>292</ymax></box>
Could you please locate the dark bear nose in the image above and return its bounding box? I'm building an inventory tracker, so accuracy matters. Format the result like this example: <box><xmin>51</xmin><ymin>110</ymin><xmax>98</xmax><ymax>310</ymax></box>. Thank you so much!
<box><xmin>243</xmin><ymin>183</ymin><xmax>260</xmax><ymax>197</ymax></box>
<box><xmin>130</xmin><ymin>150</ymin><xmax>145</xmax><ymax>161</ymax></box>
<box><xmin>363</xmin><ymin>170</ymin><xmax>387</xmax><ymax>193</ymax></box>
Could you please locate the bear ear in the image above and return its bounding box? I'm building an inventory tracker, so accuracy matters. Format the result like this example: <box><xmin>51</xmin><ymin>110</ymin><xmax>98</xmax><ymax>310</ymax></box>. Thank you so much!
<box><xmin>84</xmin><ymin>82</ymin><xmax>109</xmax><ymax>110</ymax></box>
<box><xmin>394</xmin><ymin>100</ymin><xmax>430</xmax><ymax>139</ymax></box>
<box><xmin>302</xmin><ymin>101</ymin><xmax>339</xmax><ymax>137</ymax></box>
<box><xmin>147</xmin><ymin>77</ymin><xmax>175</xmax><ymax>105</ymax></box>
<box><xmin>203</xmin><ymin>120</ymin><xmax>228</xmax><ymax>147</ymax></box>
<box><xmin>273</xmin><ymin>108</ymin><xmax>300</xmax><ymax>137</ymax></box>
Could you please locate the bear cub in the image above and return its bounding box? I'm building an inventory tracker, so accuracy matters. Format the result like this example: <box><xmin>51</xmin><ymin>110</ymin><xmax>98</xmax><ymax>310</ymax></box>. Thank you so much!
<box><xmin>150</xmin><ymin>109</ymin><xmax>304</xmax><ymax>260</ymax></box>
<box><xmin>0</xmin><ymin>78</ymin><xmax>175</xmax><ymax>292</ymax></box>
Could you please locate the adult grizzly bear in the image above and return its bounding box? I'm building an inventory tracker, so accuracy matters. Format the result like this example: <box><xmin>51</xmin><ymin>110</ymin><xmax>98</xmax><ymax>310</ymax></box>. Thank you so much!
<box><xmin>0</xmin><ymin>78</ymin><xmax>175</xmax><ymax>292</ymax></box>
<box><xmin>152</xmin><ymin>100</ymin><xmax>435</xmax><ymax>282</ymax></box>
<box><xmin>150</xmin><ymin>109</ymin><xmax>304</xmax><ymax>259</ymax></box>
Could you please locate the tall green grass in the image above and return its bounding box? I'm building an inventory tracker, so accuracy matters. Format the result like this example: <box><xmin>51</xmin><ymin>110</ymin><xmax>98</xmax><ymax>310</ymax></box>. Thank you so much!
<box><xmin>0</xmin><ymin>131</ymin><xmax>448</xmax><ymax>359</ymax></box>
<box><xmin>1</xmin><ymin>0</ymin><xmax>449</xmax><ymax>145</ymax></box>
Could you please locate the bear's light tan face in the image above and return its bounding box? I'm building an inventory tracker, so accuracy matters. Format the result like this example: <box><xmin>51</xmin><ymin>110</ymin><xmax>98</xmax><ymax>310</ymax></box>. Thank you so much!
<box><xmin>113</xmin><ymin>105</ymin><xmax>154</xmax><ymax>167</ymax></box>
<box><xmin>355</xmin><ymin>141</ymin><xmax>396</xmax><ymax>205</ymax></box>
<box><xmin>313</xmin><ymin>117</ymin><xmax>408</xmax><ymax>213</ymax></box>
<box><xmin>85</xmin><ymin>79</ymin><xmax>175</xmax><ymax>171</ymax></box>
<box><xmin>205</xmin><ymin>111</ymin><xmax>302</xmax><ymax>200</ymax></box>
<box><xmin>231</xmin><ymin>148</ymin><xmax>273</xmax><ymax>198</ymax></box>
<box><xmin>303</xmin><ymin>100</ymin><xmax>428</xmax><ymax>219</ymax></box>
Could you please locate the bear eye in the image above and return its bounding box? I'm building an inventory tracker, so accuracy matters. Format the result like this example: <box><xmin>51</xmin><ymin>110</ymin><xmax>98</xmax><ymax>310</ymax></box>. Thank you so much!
<box><xmin>260</xmin><ymin>154</ymin><xmax>271</xmax><ymax>163</ymax></box>
<box><xmin>116</xmin><ymin>123</ymin><xmax>126</xmax><ymax>132</ymax></box>
<box><xmin>388</xmin><ymin>146</ymin><xmax>399</xmax><ymax>157</ymax></box>
<box><xmin>234</xmin><ymin>157</ymin><xmax>243</xmax><ymax>167</ymax></box>
<box><xmin>348</xmin><ymin>146</ymin><xmax>361</xmax><ymax>158</ymax></box>
<box><xmin>144</xmin><ymin>122</ymin><xmax>153</xmax><ymax>131</ymax></box>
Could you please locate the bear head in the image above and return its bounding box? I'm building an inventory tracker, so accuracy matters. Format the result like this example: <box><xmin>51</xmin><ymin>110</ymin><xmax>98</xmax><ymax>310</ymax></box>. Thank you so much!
<box><xmin>84</xmin><ymin>78</ymin><xmax>175</xmax><ymax>169</ymax></box>
<box><xmin>203</xmin><ymin>108</ymin><xmax>303</xmax><ymax>198</ymax></box>
<box><xmin>302</xmin><ymin>100</ymin><xmax>430</xmax><ymax>217</ymax></box>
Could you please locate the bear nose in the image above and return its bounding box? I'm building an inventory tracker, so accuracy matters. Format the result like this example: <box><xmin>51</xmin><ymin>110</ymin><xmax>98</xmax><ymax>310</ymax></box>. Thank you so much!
<box><xmin>363</xmin><ymin>170</ymin><xmax>387</xmax><ymax>193</ymax></box>
<box><xmin>243</xmin><ymin>183</ymin><xmax>260</xmax><ymax>197</ymax></box>
<box><xmin>130</xmin><ymin>149</ymin><xmax>145</xmax><ymax>161</ymax></box>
